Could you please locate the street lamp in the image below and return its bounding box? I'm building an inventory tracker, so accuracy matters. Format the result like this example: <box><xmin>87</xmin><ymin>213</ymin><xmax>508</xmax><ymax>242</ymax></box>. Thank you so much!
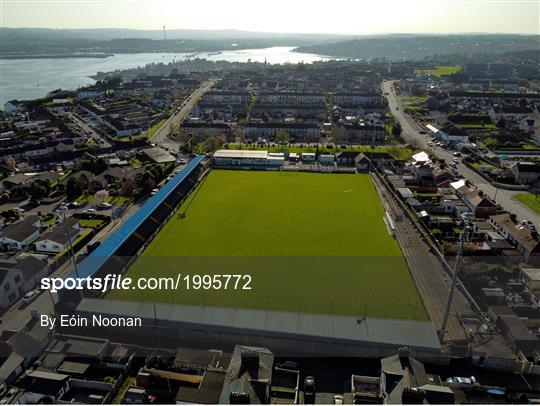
<box><xmin>439</xmin><ymin>212</ymin><xmax>473</xmax><ymax>342</ymax></box>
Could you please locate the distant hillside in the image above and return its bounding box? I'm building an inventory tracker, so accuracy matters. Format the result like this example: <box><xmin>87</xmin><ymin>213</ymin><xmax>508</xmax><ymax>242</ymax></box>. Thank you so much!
<box><xmin>294</xmin><ymin>34</ymin><xmax>540</xmax><ymax>60</ymax></box>
<box><xmin>0</xmin><ymin>28</ymin><xmax>346</xmax><ymax>58</ymax></box>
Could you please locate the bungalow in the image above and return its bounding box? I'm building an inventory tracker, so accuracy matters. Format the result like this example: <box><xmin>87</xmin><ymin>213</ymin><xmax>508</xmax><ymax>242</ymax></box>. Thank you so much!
<box><xmin>510</xmin><ymin>162</ymin><xmax>540</xmax><ymax>185</ymax></box>
<box><xmin>0</xmin><ymin>215</ymin><xmax>42</xmax><ymax>251</ymax></box>
<box><xmin>488</xmin><ymin>213</ymin><xmax>540</xmax><ymax>264</ymax></box>
<box><xmin>34</xmin><ymin>217</ymin><xmax>81</xmax><ymax>254</ymax></box>
<box><xmin>90</xmin><ymin>167</ymin><xmax>126</xmax><ymax>191</ymax></box>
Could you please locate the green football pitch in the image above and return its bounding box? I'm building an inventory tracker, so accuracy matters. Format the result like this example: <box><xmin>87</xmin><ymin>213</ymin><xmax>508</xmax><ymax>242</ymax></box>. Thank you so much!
<box><xmin>109</xmin><ymin>170</ymin><xmax>427</xmax><ymax>321</ymax></box>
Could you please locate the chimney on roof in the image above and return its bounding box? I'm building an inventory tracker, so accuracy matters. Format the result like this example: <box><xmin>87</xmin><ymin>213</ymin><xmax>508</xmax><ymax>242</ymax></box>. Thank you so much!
<box><xmin>531</xmin><ymin>230</ymin><xmax>539</xmax><ymax>240</ymax></box>
<box><xmin>510</xmin><ymin>213</ymin><xmax>517</xmax><ymax>223</ymax></box>
<box><xmin>478</xmin><ymin>191</ymin><xmax>484</xmax><ymax>197</ymax></box>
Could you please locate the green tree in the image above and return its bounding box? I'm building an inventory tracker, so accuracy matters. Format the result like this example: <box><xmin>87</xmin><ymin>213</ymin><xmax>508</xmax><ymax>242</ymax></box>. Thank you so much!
<box><xmin>276</xmin><ymin>131</ymin><xmax>291</xmax><ymax>145</ymax></box>
<box><xmin>392</xmin><ymin>123</ymin><xmax>402</xmax><ymax>137</ymax></box>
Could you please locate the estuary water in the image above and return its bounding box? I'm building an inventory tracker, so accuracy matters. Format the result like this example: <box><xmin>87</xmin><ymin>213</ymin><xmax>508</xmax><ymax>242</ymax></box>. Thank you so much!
<box><xmin>0</xmin><ymin>47</ymin><xmax>332</xmax><ymax>106</ymax></box>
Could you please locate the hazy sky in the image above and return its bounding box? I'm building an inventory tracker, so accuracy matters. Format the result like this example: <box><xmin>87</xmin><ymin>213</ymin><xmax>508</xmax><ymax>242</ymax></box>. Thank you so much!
<box><xmin>2</xmin><ymin>0</ymin><xmax>539</xmax><ymax>35</ymax></box>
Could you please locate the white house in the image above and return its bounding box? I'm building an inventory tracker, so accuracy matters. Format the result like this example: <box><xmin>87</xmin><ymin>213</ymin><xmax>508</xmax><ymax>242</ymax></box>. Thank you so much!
<box><xmin>437</xmin><ymin>124</ymin><xmax>469</xmax><ymax>144</ymax></box>
<box><xmin>0</xmin><ymin>215</ymin><xmax>42</xmax><ymax>251</ymax></box>
<box><xmin>0</xmin><ymin>255</ymin><xmax>48</xmax><ymax>310</ymax></box>
<box><xmin>3</xmin><ymin>100</ymin><xmax>24</xmax><ymax>113</ymax></box>
<box><xmin>489</xmin><ymin>105</ymin><xmax>535</xmax><ymax>122</ymax></box>
<box><xmin>510</xmin><ymin>162</ymin><xmax>540</xmax><ymax>185</ymax></box>
<box><xmin>34</xmin><ymin>217</ymin><xmax>81</xmax><ymax>254</ymax></box>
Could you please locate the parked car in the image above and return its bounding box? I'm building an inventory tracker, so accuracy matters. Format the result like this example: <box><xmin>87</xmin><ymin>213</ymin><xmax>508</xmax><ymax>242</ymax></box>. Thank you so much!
<box><xmin>522</xmin><ymin>220</ymin><xmax>536</xmax><ymax>230</ymax></box>
<box><xmin>453</xmin><ymin>152</ymin><xmax>462</xmax><ymax>157</ymax></box>
<box><xmin>150</xmin><ymin>188</ymin><xmax>159</xmax><ymax>196</ymax></box>
<box><xmin>83</xmin><ymin>208</ymin><xmax>97</xmax><ymax>215</ymax></box>
<box><xmin>55</xmin><ymin>204</ymin><xmax>69</xmax><ymax>212</ymax></box>
<box><xmin>87</xmin><ymin>241</ymin><xmax>101</xmax><ymax>254</ymax></box>
<box><xmin>22</xmin><ymin>290</ymin><xmax>40</xmax><ymax>304</ymax></box>
<box><xmin>97</xmin><ymin>202</ymin><xmax>112</xmax><ymax>210</ymax></box>
<box><xmin>427</xmin><ymin>142</ymin><xmax>433</xmax><ymax>147</ymax></box>
<box><xmin>69</xmin><ymin>201</ymin><xmax>81</xmax><ymax>208</ymax></box>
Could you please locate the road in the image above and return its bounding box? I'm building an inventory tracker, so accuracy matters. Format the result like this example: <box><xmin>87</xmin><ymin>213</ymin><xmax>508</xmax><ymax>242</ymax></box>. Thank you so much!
<box><xmin>382</xmin><ymin>80</ymin><xmax>539</xmax><ymax>229</ymax></box>
<box><xmin>151</xmin><ymin>79</ymin><xmax>215</xmax><ymax>144</ymax></box>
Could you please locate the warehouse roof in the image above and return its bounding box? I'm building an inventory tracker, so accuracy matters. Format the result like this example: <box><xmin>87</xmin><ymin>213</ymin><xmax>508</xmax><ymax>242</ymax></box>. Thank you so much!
<box><xmin>77</xmin><ymin>299</ymin><xmax>441</xmax><ymax>352</ymax></box>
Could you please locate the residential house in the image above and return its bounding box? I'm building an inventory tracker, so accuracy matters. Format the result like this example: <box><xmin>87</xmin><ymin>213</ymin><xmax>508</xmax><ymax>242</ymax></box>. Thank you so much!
<box><xmin>331</xmin><ymin>122</ymin><xmax>386</xmax><ymax>144</ymax></box>
<box><xmin>488</xmin><ymin>213</ymin><xmax>540</xmax><ymax>264</ymax></box>
<box><xmin>333</xmin><ymin>92</ymin><xmax>380</xmax><ymax>105</ymax></box>
<box><xmin>15</xmin><ymin>370</ymin><xmax>71</xmax><ymax>403</ymax></box>
<box><xmin>202</xmin><ymin>90</ymin><xmax>250</xmax><ymax>105</ymax></box>
<box><xmin>0</xmin><ymin>319</ymin><xmax>53</xmax><ymax>387</ymax></box>
<box><xmin>519</xmin><ymin>118</ymin><xmax>536</xmax><ymax>133</ymax></box>
<box><xmin>34</xmin><ymin>217</ymin><xmax>81</xmax><ymax>254</ymax></box>
<box><xmin>3</xmin><ymin>100</ymin><xmax>24</xmax><ymax>113</ymax></box>
<box><xmin>510</xmin><ymin>162</ymin><xmax>540</xmax><ymax>185</ymax></box>
<box><xmin>219</xmin><ymin>346</ymin><xmax>274</xmax><ymax>404</ymax></box>
<box><xmin>437</xmin><ymin>124</ymin><xmax>469</xmax><ymax>144</ymax></box>
<box><xmin>0</xmin><ymin>254</ymin><xmax>48</xmax><ymax>309</ymax></box>
<box><xmin>489</xmin><ymin>105</ymin><xmax>535</xmax><ymax>123</ymax></box>
<box><xmin>177</xmin><ymin>121</ymin><xmax>233</xmax><ymax>142</ymax></box>
<box><xmin>0</xmin><ymin>215</ymin><xmax>42</xmax><ymax>251</ymax></box>
<box><xmin>90</xmin><ymin>167</ymin><xmax>127</xmax><ymax>192</ymax></box>
<box><xmin>258</xmin><ymin>91</ymin><xmax>325</xmax><ymax>105</ymax></box>
<box><xmin>451</xmin><ymin>180</ymin><xmax>497</xmax><ymax>218</ymax></box>
<box><xmin>426</xmin><ymin>93</ymin><xmax>449</xmax><ymax>110</ymax></box>
<box><xmin>244</xmin><ymin>122</ymin><xmax>321</xmax><ymax>142</ymax></box>
<box><xmin>520</xmin><ymin>267</ymin><xmax>540</xmax><ymax>291</ymax></box>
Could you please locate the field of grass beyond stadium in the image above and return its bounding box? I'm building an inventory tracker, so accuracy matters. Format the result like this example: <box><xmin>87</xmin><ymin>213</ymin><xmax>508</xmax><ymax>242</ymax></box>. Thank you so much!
<box><xmin>109</xmin><ymin>170</ymin><xmax>427</xmax><ymax>321</ymax></box>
